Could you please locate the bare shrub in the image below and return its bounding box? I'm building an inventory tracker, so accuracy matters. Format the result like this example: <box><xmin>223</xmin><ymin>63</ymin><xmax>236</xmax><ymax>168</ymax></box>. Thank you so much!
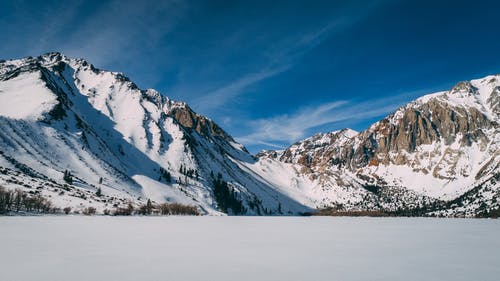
<box><xmin>138</xmin><ymin>199</ymin><xmax>154</xmax><ymax>215</ymax></box>
<box><xmin>82</xmin><ymin>207</ymin><xmax>97</xmax><ymax>215</ymax></box>
<box><xmin>63</xmin><ymin>207</ymin><xmax>72</xmax><ymax>214</ymax></box>
<box><xmin>113</xmin><ymin>203</ymin><xmax>134</xmax><ymax>216</ymax></box>
<box><xmin>0</xmin><ymin>187</ymin><xmax>58</xmax><ymax>214</ymax></box>
<box><xmin>158</xmin><ymin>202</ymin><xmax>200</xmax><ymax>216</ymax></box>
<box><xmin>313</xmin><ymin>207</ymin><xmax>389</xmax><ymax>217</ymax></box>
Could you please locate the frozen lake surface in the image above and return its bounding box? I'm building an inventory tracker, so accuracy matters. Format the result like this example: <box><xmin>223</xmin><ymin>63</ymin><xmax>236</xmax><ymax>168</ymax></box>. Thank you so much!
<box><xmin>1</xmin><ymin>216</ymin><xmax>499</xmax><ymax>281</ymax></box>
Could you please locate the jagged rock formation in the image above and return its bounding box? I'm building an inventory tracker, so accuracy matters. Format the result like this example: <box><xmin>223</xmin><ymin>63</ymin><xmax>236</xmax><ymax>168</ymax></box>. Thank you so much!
<box><xmin>0</xmin><ymin>52</ymin><xmax>498</xmax><ymax>217</ymax></box>
<box><xmin>257</xmin><ymin>75</ymin><xmax>500</xmax><ymax>216</ymax></box>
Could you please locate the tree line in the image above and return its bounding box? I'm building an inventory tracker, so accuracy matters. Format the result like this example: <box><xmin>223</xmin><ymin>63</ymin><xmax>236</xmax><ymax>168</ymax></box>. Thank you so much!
<box><xmin>212</xmin><ymin>172</ymin><xmax>245</xmax><ymax>215</ymax></box>
<box><xmin>0</xmin><ymin>187</ymin><xmax>59</xmax><ymax>214</ymax></box>
<box><xmin>113</xmin><ymin>200</ymin><xmax>200</xmax><ymax>216</ymax></box>
<box><xmin>0</xmin><ymin>186</ymin><xmax>200</xmax><ymax>216</ymax></box>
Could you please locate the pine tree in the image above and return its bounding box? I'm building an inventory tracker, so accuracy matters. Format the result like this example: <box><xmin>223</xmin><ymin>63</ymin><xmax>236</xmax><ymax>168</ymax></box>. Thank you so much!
<box><xmin>212</xmin><ymin>174</ymin><xmax>244</xmax><ymax>215</ymax></box>
<box><xmin>159</xmin><ymin>167</ymin><xmax>172</xmax><ymax>183</ymax></box>
<box><xmin>63</xmin><ymin>170</ymin><xmax>73</xmax><ymax>184</ymax></box>
<box><xmin>146</xmin><ymin>199</ymin><xmax>153</xmax><ymax>215</ymax></box>
<box><xmin>96</xmin><ymin>187</ymin><xmax>102</xmax><ymax>197</ymax></box>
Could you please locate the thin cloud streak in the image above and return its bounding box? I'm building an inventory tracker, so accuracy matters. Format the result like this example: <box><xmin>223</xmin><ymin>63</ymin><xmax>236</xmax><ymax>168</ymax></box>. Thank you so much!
<box><xmin>191</xmin><ymin>2</ymin><xmax>388</xmax><ymax>116</ymax></box>
<box><xmin>237</xmin><ymin>100</ymin><xmax>349</xmax><ymax>144</ymax></box>
<box><xmin>193</xmin><ymin>65</ymin><xmax>290</xmax><ymax>111</ymax></box>
<box><xmin>252</xmin><ymin>141</ymin><xmax>287</xmax><ymax>150</ymax></box>
<box><xmin>236</xmin><ymin>91</ymin><xmax>429</xmax><ymax>147</ymax></box>
<box><xmin>192</xmin><ymin>18</ymin><xmax>355</xmax><ymax>114</ymax></box>
<box><xmin>14</xmin><ymin>0</ymin><xmax>188</xmax><ymax>74</ymax></box>
<box><xmin>61</xmin><ymin>0</ymin><xmax>187</xmax><ymax>66</ymax></box>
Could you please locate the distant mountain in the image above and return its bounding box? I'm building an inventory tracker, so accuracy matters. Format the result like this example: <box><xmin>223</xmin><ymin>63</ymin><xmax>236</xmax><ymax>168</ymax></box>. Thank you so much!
<box><xmin>256</xmin><ymin>75</ymin><xmax>499</xmax><ymax>217</ymax></box>
<box><xmin>0</xmin><ymin>52</ymin><xmax>498</xmax><ymax>217</ymax></box>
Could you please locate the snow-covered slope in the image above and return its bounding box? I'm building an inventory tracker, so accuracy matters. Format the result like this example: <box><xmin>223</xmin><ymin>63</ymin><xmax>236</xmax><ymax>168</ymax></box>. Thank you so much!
<box><xmin>257</xmin><ymin>75</ymin><xmax>500</xmax><ymax>216</ymax></box>
<box><xmin>0</xmin><ymin>52</ymin><xmax>309</xmax><ymax>215</ymax></box>
<box><xmin>1</xmin><ymin>52</ymin><xmax>498</xmax><ymax>217</ymax></box>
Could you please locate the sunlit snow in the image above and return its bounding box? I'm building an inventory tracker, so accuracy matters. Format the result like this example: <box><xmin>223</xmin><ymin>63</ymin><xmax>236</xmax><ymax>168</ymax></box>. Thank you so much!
<box><xmin>1</xmin><ymin>216</ymin><xmax>499</xmax><ymax>281</ymax></box>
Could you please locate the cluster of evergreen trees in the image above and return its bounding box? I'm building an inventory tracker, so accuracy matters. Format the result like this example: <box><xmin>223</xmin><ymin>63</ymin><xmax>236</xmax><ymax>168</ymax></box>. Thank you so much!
<box><xmin>159</xmin><ymin>167</ymin><xmax>172</xmax><ymax>183</ymax></box>
<box><xmin>179</xmin><ymin>165</ymin><xmax>199</xmax><ymax>180</ymax></box>
<box><xmin>211</xmin><ymin>172</ymin><xmax>245</xmax><ymax>214</ymax></box>
<box><xmin>63</xmin><ymin>170</ymin><xmax>73</xmax><ymax>184</ymax></box>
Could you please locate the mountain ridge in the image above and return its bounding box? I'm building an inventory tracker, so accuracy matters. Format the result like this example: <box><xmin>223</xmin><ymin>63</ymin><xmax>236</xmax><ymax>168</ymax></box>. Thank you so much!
<box><xmin>256</xmin><ymin>73</ymin><xmax>499</xmax><ymax>216</ymax></box>
<box><xmin>0</xmin><ymin>52</ymin><xmax>498</xmax><ymax>217</ymax></box>
<box><xmin>0</xmin><ymin>52</ymin><xmax>308</xmax><ymax>215</ymax></box>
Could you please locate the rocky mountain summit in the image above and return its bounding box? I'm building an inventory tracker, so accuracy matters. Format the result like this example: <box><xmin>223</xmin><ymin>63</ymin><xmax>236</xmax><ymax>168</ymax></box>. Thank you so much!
<box><xmin>0</xmin><ymin>52</ymin><xmax>498</xmax><ymax>217</ymax></box>
<box><xmin>259</xmin><ymin>75</ymin><xmax>499</xmax><ymax>216</ymax></box>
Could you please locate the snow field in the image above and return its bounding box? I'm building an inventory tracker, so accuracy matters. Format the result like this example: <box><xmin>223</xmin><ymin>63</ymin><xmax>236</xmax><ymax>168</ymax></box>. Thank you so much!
<box><xmin>1</xmin><ymin>216</ymin><xmax>499</xmax><ymax>281</ymax></box>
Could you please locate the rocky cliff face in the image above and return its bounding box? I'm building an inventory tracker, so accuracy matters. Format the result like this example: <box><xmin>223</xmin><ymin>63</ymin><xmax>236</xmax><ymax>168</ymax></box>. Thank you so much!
<box><xmin>0</xmin><ymin>52</ymin><xmax>498</xmax><ymax>217</ymax></box>
<box><xmin>258</xmin><ymin>75</ymin><xmax>500</xmax><ymax>216</ymax></box>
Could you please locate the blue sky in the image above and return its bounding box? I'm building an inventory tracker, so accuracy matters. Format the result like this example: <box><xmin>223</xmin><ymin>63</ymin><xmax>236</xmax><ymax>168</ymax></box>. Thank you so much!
<box><xmin>1</xmin><ymin>0</ymin><xmax>500</xmax><ymax>153</ymax></box>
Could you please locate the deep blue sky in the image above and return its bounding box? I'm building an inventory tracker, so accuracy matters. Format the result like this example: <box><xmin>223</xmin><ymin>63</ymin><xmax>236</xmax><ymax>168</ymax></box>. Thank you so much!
<box><xmin>1</xmin><ymin>0</ymin><xmax>500</xmax><ymax>152</ymax></box>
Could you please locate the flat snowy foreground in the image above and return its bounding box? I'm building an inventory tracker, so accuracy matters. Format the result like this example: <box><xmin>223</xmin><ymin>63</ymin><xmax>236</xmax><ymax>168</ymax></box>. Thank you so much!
<box><xmin>1</xmin><ymin>217</ymin><xmax>499</xmax><ymax>281</ymax></box>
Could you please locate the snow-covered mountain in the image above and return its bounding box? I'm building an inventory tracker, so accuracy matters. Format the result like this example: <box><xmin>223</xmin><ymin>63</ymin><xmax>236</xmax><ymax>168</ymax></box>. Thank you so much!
<box><xmin>0</xmin><ymin>52</ymin><xmax>308</xmax><ymax>215</ymax></box>
<box><xmin>0</xmin><ymin>52</ymin><xmax>498</xmax><ymax>217</ymax></box>
<box><xmin>257</xmin><ymin>75</ymin><xmax>500</xmax><ymax>217</ymax></box>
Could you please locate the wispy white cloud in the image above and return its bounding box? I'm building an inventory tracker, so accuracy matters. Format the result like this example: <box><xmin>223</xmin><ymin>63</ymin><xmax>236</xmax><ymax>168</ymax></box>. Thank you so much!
<box><xmin>239</xmin><ymin>101</ymin><xmax>349</xmax><ymax>143</ymax></box>
<box><xmin>7</xmin><ymin>0</ymin><xmax>188</xmax><ymax>75</ymax></box>
<box><xmin>191</xmin><ymin>18</ymin><xmax>354</xmax><ymax>114</ymax></box>
<box><xmin>193</xmin><ymin>65</ymin><xmax>290</xmax><ymax>111</ymax></box>
<box><xmin>191</xmin><ymin>2</ymin><xmax>388</xmax><ymax>116</ymax></box>
<box><xmin>237</xmin><ymin>90</ymin><xmax>427</xmax><ymax>147</ymax></box>
<box><xmin>60</xmin><ymin>0</ymin><xmax>188</xmax><ymax>67</ymax></box>
<box><xmin>251</xmin><ymin>140</ymin><xmax>287</xmax><ymax>150</ymax></box>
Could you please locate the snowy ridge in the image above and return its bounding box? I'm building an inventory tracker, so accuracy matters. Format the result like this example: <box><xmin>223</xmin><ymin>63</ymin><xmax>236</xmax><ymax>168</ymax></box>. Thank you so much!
<box><xmin>0</xmin><ymin>52</ymin><xmax>498</xmax><ymax>217</ymax></box>
<box><xmin>257</xmin><ymin>75</ymin><xmax>500</xmax><ymax>216</ymax></box>
<box><xmin>0</xmin><ymin>52</ymin><xmax>309</xmax><ymax>215</ymax></box>
<box><xmin>388</xmin><ymin>75</ymin><xmax>499</xmax><ymax>125</ymax></box>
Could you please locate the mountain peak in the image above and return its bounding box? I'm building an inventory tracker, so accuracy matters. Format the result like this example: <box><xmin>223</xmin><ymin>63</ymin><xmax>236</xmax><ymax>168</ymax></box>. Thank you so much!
<box><xmin>255</xmin><ymin>73</ymin><xmax>499</xmax><ymax>216</ymax></box>
<box><xmin>450</xmin><ymin>81</ymin><xmax>478</xmax><ymax>96</ymax></box>
<box><xmin>339</xmin><ymin>128</ymin><xmax>358</xmax><ymax>138</ymax></box>
<box><xmin>39</xmin><ymin>51</ymin><xmax>66</xmax><ymax>62</ymax></box>
<box><xmin>1</xmin><ymin>52</ymin><xmax>295</xmax><ymax>215</ymax></box>
<box><xmin>0</xmin><ymin>53</ymin><xmax>498</xmax><ymax>217</ymax></box>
